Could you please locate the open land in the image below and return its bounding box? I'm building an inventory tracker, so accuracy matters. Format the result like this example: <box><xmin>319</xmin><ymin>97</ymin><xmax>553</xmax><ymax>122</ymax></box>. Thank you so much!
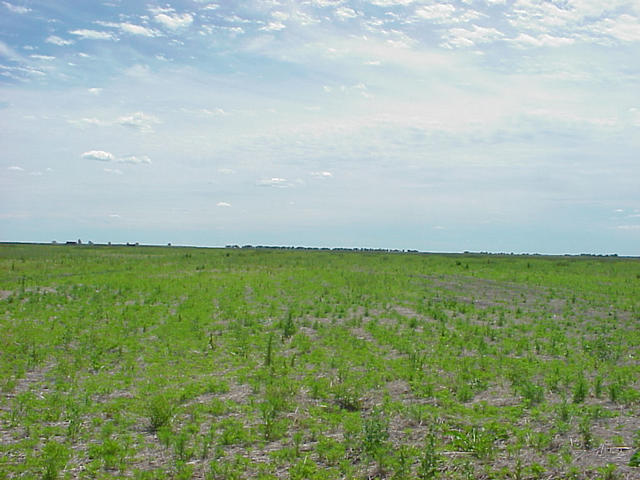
<box><xmin>1</xmin><ymin>244</ymin><xmax>639</xmax><ymax>479</ymax></box>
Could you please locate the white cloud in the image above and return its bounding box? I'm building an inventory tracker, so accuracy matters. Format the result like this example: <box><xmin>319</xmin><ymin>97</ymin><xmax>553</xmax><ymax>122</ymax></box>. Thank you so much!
<box><xmin>617</xmin><ymin>225</ymin><xmax>640</xmax><ymax>230</ymax></box>
<box><xmin>124</xmin><ymin>64</ymin><xmax>150</xmax><ymax>77</ymax></box>
<box><xmin>119</xmin><ymin>23</ymin><xmax>160</xmax><ymax>37</ymax></box>
<box><xmin>218</xmin><ymin>168</ymin><xmax>235</xmax><ymax>174</ymax></box>
<box><xmin>118</xmin><ymin>155</ymin><xmax>152</xmax><ymax>165</ymax></box>
<box><xmin>260</xmin><ymin>21</ymin><xmax>286</xmax><ymax>31</ymax></box>
<box><xmin>154</xmin><ymin>12</ymin><xmax>194</xmax><ymax>30</ymax></box>
<box><xmin>311</xmin><ymin>171</ymin><xmax>333</xmax><ymax>178</ymax></box>
<box><xmin>108</xmin><ymin>214</ymin><xmax>121</xmax><ymax>218</ymax></box>
<box><xmin>81</xmin><ymin>149</ymin><xmax>153</xmax><ymax>166</ymax></box>
<box><xmin>3</xmin><ymin>2</ymin><xmax>30</xmax><ymax>14</ymax></box>
<box><xmin>82</xmin><ymin>150</ymin><xmax>115</xmax><ymax>162</ymax></box>
<box><xmin>313</xmin><ymin>0</ymin><xmax>346</xmax><ymax>7</ymax></box>
<box><xmin>45</xmin><ymin>35</ymin><xmax>74</xmax><ymax>46</ymax></box>
<box><xmin>511</xmin><ymin>33</ymin><xmax>575</xmax><ymax>47</ymax></box>
<box><xmin>588</xmin><ymin>14</ymin><xmax>640</xmax><ymax>43</ymax></box>
<box><xmin>415</xmin><ymin>4</ymin><xmax>456</xmax><ymax>23</ymax></box>
<box><xmin>103</xmin><ymin>168</ymin><xmax>123</xmax><ymax>175</ymax></box>
<box><xmin>0</xmin><ymin>40</ymin><xmax>22</xmax><ymax>61</ymax></box>
<box><xmin>369</xmin><ymin>0</ymin><xmax>415</xmax><ymax>5</ymax></box>
<box><xmin>444</xmin><ymin>25</ymin><xmax>504</xmax><ymax>48</ymax></box>
<box><xmin>336</xmin><ymin>7</ymin><xmax>359</xmax><ymax>20</ymax></box>
<box><xmin>69</xmin><ymin>29</ymin><xmax>115</xmax><ymax>41</ymax></box>
<box><xmin>88</xmin><ymin>87</ymin><xmax>103</xmax><ymax>95</ymax></box>
<box><xmin>30</xmin><ymin>54</ymin><xmax>55</xmax><ymax>61</ymax></box>
<box><xmin>257</xmin><ymin>177</ymin><xmax>289</xmax><ymax>187</ymax></box>
<box><xmin>8</xmin><ymin>165</ymin><xmax>24</xmax><ymax>171</ymax></box>
<box><xmin>69</xmin><ymin>117</ymin><xmax>110</xmax><ymax>128</ymax></box>
<box><xmin>216</xmin><ymin>202</ymin><xmax>231</xmax><ymax>207</ymax></box>
<box><xmin>117</xmin><ymin>112</ymin><xmax>160</xmax><ymax>132</ymax></box>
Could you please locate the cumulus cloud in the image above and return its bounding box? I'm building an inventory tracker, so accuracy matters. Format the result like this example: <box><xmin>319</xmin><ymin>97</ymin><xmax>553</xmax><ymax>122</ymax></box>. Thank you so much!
<box><xmin>69</xmin><ymin>29</ymin><xmax>115</xmax><ymax>41</ymax></box>
<box><xmin>116</xmin><ymin>112</ymin><xmax>160</xmax><ymax>132</ymax></box>
<box><xmin>154</xmin><ymin>12</ymin><xmax>194</xmax><ymax>30</ymax></box>
<box><xmin>82</xmin><ymin>150</ymin><xmax>115</xmax><ymax>162</ymax></box>
<box><xmin>88</xmin><ymin>87</ymin><xmax>103</xmax><ymax>95</ymax></box>
<box><xmin>8</xmin><ymin>165</ymin><xmax>24</xmax><ymax>171</ymax></box>
<box><xmin>216</xmin><ymin>201</ymin><xmax>231</xmax><ymax>207</ymax></box>
<box><xmin>3</xmin><ymin>2</ymin><xmax>30</xmax><ymax>14</ymax></box>
<box><xmin>45</xmin><ymin>35</ymin><xmax>74</xmax><ymax>46</ymax></box>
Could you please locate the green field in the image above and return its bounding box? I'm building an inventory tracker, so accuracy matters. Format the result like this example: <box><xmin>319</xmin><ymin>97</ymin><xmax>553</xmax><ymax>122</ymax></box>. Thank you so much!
<box><xmin>1</xmin><ymin>244</ymin><xmax>639</xmax><ymax>479</ymax></box>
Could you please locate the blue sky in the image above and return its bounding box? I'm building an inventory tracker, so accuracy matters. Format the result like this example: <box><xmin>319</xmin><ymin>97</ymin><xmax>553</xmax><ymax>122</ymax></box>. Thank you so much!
<box><xmin>1</xmin><ymin>0</ymin><xmax>639</xmax><ymax>254</ymax></box>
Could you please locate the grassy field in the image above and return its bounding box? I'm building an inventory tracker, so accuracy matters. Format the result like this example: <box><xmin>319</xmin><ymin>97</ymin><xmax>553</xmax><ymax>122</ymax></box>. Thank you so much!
<box><xmin>1</xmin><ymin>244</ymin><xmax>639</xmax><ymax>479</ymax></box>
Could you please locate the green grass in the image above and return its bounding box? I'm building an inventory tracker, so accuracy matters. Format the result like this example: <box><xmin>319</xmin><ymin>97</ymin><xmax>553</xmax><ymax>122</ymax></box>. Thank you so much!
<box><xmin>1</xmin><ymin>244</ymin><xmax>639</xmax><ymax>479</ymax></box>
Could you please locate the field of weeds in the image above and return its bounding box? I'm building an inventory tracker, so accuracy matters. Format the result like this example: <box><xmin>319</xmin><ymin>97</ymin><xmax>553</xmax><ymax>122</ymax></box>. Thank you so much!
<box><xmin>1</xmin><ymin>244</ymin><xmax>639</xmax><ymax>479</ymax></box>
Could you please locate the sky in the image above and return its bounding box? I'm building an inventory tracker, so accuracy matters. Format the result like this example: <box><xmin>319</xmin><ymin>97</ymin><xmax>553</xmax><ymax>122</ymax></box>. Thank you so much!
<box><xmin>1</xmin><ymin>0</ymin><xmax>639</xmax><ymax>254</ymax></box>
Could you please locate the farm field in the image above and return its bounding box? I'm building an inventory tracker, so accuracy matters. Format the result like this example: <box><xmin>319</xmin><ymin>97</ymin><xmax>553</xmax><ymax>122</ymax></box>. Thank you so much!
<box><xmin>1</xmin><ymin>244</ymin><xmax>639</xmax><ymax>479</ymax></box>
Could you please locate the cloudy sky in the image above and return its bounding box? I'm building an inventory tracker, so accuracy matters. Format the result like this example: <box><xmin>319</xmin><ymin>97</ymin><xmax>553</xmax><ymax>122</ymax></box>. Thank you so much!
<box><xmin>1</xmin><ymin>0</ymin><xmax>639</xmax><ymax>254</ymax></box>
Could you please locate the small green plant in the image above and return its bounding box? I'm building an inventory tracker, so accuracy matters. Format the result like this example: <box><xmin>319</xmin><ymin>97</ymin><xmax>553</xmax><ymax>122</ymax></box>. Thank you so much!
<box><xmin>88</xmin><ymin>437</ymin><xmax>125</xmax><ymax>470</ymax></box>
<box><xmin>557</xmin><ymin>397</ymin><xmax>571</xmax><ymax>422</ymax></box>
<box><xmin>316</xmin><ymin>435</ymin><xmax>345</xmax><ymax>466</ymax></box>
<box><xmin>594</xmin><ymin>376</ymin><xmax>603</xmax><ymax>398</ymax></box>
<box><xmin>580</xmin><ymin>416</ymin><xmax>594</xmax><ymax>449</ymax></box>
<box><xmin>265</xmin><ymin>333</ymin><xmax>274</xmax><ymax>367</ymax></box>
<box><xmin>361</xmin><ymin>409</ymin><xmax>389</xmax><ymax>456</ymax></box>
<box><xmin>417</xmin><ymin>431</ymin><xmax>440</xmax><ymax>479</ymax></box>
<box><xmin>608</xmin><ymin>382</ymin><xmax>621</xmax><ymax>403</ymax></box>
<box><xmin>147</xmin><ymin>395</ymin><xmax>173</xmax><ymax>432</ymax></box>
<box><xmin>520</xmin><ymin>381</ymin><xmax>544</xmax><ymax>407</ymax></box>
<box><xmin>573</xmin><ymin>376</ymin><xmax>588</xmax><ymax>403</ymax></box>
<box><xmin>597</xmin><ymin>463</ymin><xmax>619</xmax><ymax>480</ymax></box>
<box><xmin>282</xmin><ymin>311</ymin><xmax>296</xmax><ymax>339</ymax></box>
<box><xmin>42</xmin><ymin>441</ymin><xmax>70</xmax><ymax>480</ymax></box>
